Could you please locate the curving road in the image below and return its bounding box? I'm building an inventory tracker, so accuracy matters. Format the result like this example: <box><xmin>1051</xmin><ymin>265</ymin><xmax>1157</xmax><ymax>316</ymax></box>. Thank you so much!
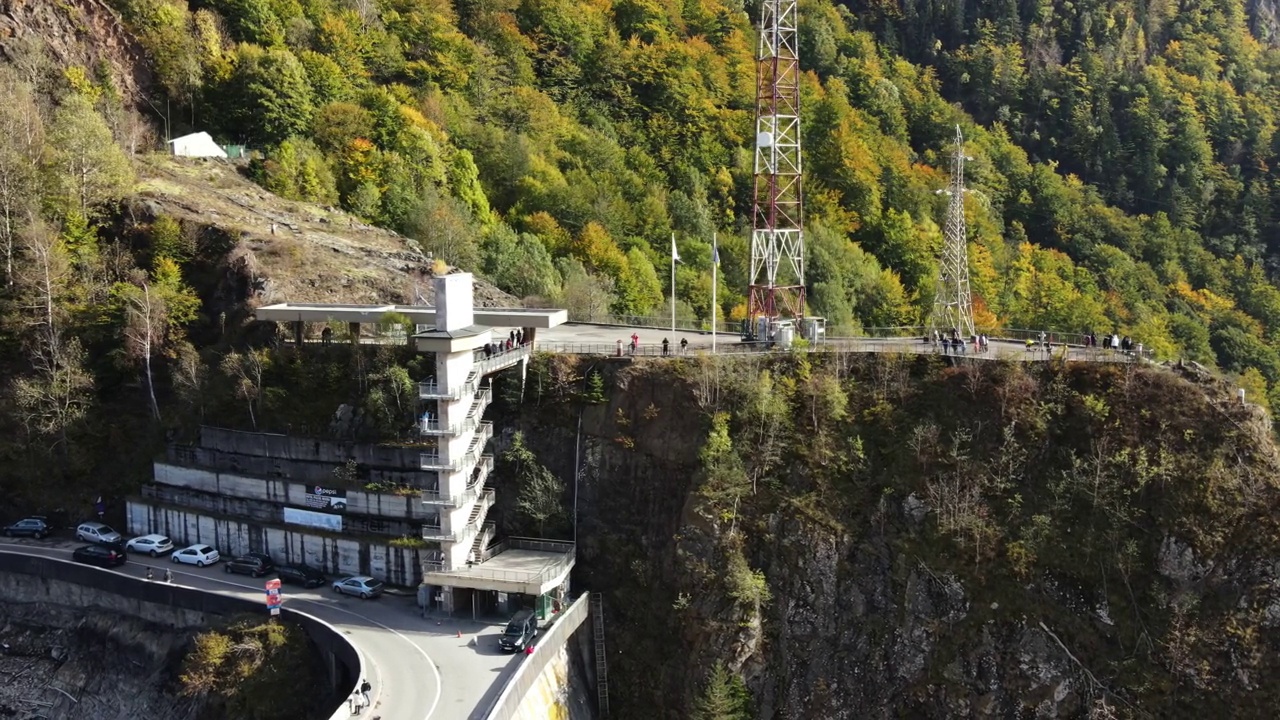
<box><xmin>0</xmin><ymin>538</ymin><xmax>524</xmax><ymax>720</ymax></box>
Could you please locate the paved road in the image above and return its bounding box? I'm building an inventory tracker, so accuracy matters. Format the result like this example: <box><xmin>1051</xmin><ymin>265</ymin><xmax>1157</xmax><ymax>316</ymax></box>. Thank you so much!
<box><xmin>0</xmin><ymin>538</ymin><xmax>522</xmax><ymax>720</ymax></box>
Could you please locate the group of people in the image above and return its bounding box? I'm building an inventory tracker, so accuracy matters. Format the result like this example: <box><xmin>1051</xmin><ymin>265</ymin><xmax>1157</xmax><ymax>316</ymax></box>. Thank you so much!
<box><xmin>143</xmin><ymin>566</ymin><xmax>173</xmax><ymax>583</ymax></box>
<box><xmin>481</xmin><ymin>329</ymin><xmax>528</xmax><ymax>359</ymax></box>
<box><xmin>348</xmin><ymin>678</ymin><xmax>372</xmax><ymax>714</ymax></box>
<box><xmin>619</xmin><ymin>335</ymin><xmax>690</xmax><ymax>356</ymax></box>
<box><xmin>927</xmin><ymin>329</ymin><xmax>990</xmax><ymax>355</ymax></box>
<box><xmin>1083</xmin><ymin>332</ymin><xmax>1141</xmax><ymax>353</ymax></box>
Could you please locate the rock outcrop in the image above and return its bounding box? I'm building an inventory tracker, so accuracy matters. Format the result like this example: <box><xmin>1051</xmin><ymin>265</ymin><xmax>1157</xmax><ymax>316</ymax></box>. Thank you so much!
<box><xmin>507</xmin><ymin>355</ymin><xmax>1280</xmax><ymax>719</ymax></box>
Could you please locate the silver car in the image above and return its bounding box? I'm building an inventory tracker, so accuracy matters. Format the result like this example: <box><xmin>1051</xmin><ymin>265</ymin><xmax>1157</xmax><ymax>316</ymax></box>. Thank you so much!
<box><xmin>76</xmin><ymin>522</ymin><xmax>122</xmax><ymax>545</ymax></box>
<box><xmin>331</xmin><ymin>576</ymin><xmax>384</xmax><ymax>599</ymax></box>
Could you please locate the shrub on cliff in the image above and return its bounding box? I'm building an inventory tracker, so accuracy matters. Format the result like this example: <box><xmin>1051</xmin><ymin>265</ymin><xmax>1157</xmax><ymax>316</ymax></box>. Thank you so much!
<box><xmin>178</xmin><ymin>615</ymin><xmax>330</xmax><ymax>720</ymax></box>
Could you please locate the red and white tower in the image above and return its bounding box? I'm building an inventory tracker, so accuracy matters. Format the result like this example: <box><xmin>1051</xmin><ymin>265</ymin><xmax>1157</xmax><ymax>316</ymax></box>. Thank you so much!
<box><xmin>748</xmin><ymin>0</ymin><xmax>805</xmax><ymax>325</ymax></box>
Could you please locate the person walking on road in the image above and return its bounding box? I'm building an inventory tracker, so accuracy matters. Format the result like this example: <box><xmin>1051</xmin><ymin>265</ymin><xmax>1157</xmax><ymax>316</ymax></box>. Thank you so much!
<box><xmin>349</xmin><ymin>689</ymin><xmax>361</xmax><ymax>714</ymax></box>
<box><xmin>145</xmin><ymin>567</ymin><xmax>153</xmax><ymax>581</ymax></box>
<box><xmin>164</xmin><ymin>567</ymin><xmax>173</xmax><ymax>583</ymax></box>
<box><xmin>359</xmin><ymin>678</ymin><xmax>371</xmax><ymax>708</ymax></box>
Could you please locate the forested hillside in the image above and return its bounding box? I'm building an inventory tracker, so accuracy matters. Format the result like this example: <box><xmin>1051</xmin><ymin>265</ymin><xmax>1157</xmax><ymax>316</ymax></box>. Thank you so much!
<box><xmin>3</xmin><ymin>0</ymin><xmax>1280</xmax><ymax>501</ymax></box>
<box><xmin>90</xmin><ymin>0</ymin><xmax>1280</xmax><ymax>400</ymax></box>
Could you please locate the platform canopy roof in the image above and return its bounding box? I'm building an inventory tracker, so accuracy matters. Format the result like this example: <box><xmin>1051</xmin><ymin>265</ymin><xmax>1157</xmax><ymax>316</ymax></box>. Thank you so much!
<box><xmin>253</xmin><ymin>303</ymin><xmax>568</xmax><ymax>329</ymax></box>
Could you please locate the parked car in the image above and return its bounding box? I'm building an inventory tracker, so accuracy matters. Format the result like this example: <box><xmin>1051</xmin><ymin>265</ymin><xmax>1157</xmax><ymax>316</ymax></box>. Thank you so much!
<box><xmin>125</xmin><ymin>534</ymin><xmax>174</xmax><ymax>557</ymax></box>
<box><xmin>224</xmin><ymin>552</ymin><xmax>275</xmax><ymax>578</ymax></box>
<box><xmin>171</xmin><ymin>544</ymin><xmax>220</xmax><ymax>567</ymax></box>
<box><xmin>75</xmin><ymin>522</ymin><xmax>122</xmax><ymax>545</ymax></box>
<box><xmin>276</xmin><ymin>564</ymin><xmax>326</xmax><ymax>588</ymax></box>
<box><xmin>331</xmin><ymin>575</ymin><xmax>383</xmax><ymax>599</ymax></box>
<box><xmin>4</xmin><ymin>517</ymin><xmax>51</xmax><ymax>539</ymax></box>
<box><xmin>72</xmin><ymin>544</ymin><xmax>127</xmax><ymax>569</ymax></box>
<box><xmin>498</xmin><ymin>609</ymin><xmax>539</xmax><ymax>652</ymax></box>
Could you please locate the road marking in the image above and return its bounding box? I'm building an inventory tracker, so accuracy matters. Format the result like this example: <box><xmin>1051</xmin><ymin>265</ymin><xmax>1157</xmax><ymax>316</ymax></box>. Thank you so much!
<box><xmin>0</xmin><ymin>543</ymin><xmax>443</xmax><ymax>720</ymax></box>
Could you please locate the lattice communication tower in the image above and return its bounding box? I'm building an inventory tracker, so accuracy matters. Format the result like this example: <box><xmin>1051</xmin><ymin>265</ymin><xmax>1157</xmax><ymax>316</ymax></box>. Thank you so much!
<box><xmin>748</xmin><ymin>0</ymin><xmax>805</xmax><ymax>322</ymax></box>
<box><xmin>928</xmin><ymin>125</ymin><xmax>975</xmax><ymax>338</ymax></box>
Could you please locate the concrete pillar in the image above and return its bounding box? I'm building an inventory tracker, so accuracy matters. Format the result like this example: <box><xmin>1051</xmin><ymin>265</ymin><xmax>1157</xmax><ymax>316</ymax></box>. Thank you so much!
<box><xmin>348</xmin><ymin>322</ymin><xmax>361</xmax><ymax>345</ymax></box>
<box><xmin>524</xmin><ymin>327</ymin><xmax>537</xmax><ymax>348</ymax></box>
<box><xmin>292</xmin><ymin>321</ymin><xmax>304</xmax><ymax>345</ymax></box>
<box><xmin>519</xmin><ymin>355</ymin><xmax>529</xmax><ymax>399</ymax></box>
<box><xmin>440</xmin><ymin>585</ymin><xmax>456</xmax><ymax>615</ymax></box>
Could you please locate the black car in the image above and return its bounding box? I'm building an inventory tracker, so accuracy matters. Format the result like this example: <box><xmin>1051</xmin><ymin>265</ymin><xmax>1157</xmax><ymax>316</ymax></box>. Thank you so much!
<box><xmin>224</xmin><ymin>552</ymin><xmax>275</xmax><ymax>578</ymax></box>
<box><xmin>72</xmin><ymin>544</ymin><xmax>127</xmax><ymax>569</ymax></box>
<box><xmin>4</xmin><ymin>517</ymin><xmax>51</xmax><ymax>539</ymax></box>
<box><xmin>275</xmin><ymin>564</ymin><xmax>326</xmax><ymax>588</ymax></box>
<box><xmin>498</xmin><ymin>609</ymin><xmax>539</xmax><ymax>652</ymax></box>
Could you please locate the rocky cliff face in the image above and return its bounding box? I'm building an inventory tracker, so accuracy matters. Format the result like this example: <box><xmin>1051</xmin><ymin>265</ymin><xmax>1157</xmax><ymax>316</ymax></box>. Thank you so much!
<box><xmin>0</xmin><ymin>0</ymin><xmax>153</xmax><ymax>101</ymax></box>
<box><xmin>505</xmin><ymin>355</ymin><xmax>1280</xmax><ymax>719</ymax></box>
<box><xmin>1249</xmin><ymin>0</ymin><xmax>1280</xmax><ymax>46</ymax></box>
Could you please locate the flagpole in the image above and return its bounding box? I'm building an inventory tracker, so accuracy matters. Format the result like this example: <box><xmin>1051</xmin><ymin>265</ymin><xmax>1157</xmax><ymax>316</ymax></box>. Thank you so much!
<box><xmin>711</xmin><ymin>232</ymin><xmax>717</xmax><ymax>353</ymax></box>
<box><xmin>671</xmin><ymin>232</ymin><xmax>676</xmax><ymax>333</ymax></box>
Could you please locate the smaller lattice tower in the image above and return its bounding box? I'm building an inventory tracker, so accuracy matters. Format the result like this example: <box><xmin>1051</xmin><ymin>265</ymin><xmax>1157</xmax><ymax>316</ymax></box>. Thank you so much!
<box><xmin>928</xmin><ymin>125</ymin><xmax>974</xmax><ymax>339</ymax></box>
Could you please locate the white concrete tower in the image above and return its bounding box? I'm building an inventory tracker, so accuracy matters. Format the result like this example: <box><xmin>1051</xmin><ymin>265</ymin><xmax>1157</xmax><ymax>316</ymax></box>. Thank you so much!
<box><xmin>415</xmin><ymin>274</ymin><xmax>497</xmax><ymax>582</ymax></box>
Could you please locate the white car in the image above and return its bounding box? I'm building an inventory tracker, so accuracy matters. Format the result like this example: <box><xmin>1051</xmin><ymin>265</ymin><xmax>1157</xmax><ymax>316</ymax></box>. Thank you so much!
<box><xmin>125</xmin><ymin>534</ymin><xmax>174</xmax><ymax>557</ymax></box>
<box><xmin>76</xmin><ymin>522</ymin><xmax>122</xmax><ymax>545</ymax></box>
<box><xmin>170</xmin><ymin>544</ymin><xmax>220</xmax><ymax>567</ymax></box>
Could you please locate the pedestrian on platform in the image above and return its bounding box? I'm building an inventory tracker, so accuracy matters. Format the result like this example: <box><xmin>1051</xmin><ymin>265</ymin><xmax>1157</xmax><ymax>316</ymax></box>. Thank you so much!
<box><xmin>662</xmin><ymin>338</ymin><xmax>670</xmax><ymax>356</ymax></box>
<box><xmin>680</xmin><ymin>338</ymin><xmax>688</xmax><ymax>354</ymax></box>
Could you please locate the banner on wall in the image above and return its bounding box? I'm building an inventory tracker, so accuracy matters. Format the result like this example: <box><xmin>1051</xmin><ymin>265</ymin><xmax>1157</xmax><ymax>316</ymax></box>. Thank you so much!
<box><xmin>304</xmin><ymin>485</ymin><xmax>348</xmax><ymax>512</ymax></box>
<box><xmin>283</xmin><ymin>506</ymin><xmax>343</xmax><ymax>532</ymax></box>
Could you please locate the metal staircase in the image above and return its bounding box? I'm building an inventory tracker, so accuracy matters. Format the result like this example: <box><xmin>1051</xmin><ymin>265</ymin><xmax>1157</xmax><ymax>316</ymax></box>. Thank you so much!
<box><xmin>591</xmin><ymin>592</ymin><xmax>610</xmax><ymax>718</ymax></box>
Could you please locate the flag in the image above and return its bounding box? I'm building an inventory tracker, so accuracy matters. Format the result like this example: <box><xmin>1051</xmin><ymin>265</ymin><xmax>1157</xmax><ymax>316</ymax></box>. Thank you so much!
<box><xmin>671</xmin><ymin>235</ymin><xmax>681</xmax><ymax>263</ymax></box>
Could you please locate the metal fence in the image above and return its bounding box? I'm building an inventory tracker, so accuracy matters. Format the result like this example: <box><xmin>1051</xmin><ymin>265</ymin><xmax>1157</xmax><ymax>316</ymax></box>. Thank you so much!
<box><xmin>483</xmin><ymin>594</ymin><xmax>592</xmax><ymax>720</ymax></box>
<box><xmin>571</xmin><ymin>314</ymin><xmax>1135</xmax><ymax>347</ymax></box>
<box><xmin>537</xmin><ymin>334</ymin><xmax>1155</xmax><ymax>363</ymax></box>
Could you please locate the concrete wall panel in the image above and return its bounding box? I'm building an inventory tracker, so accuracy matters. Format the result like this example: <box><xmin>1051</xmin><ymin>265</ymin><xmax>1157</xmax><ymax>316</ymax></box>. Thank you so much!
<box><xmin>127</xmin><ymin>501</ymin><xmax>422</xmax><ymax>586</ymax></box>
<box><xmin>153</xmin><ymin>463</ymin><xmax>433</xmax><ymax>521</ymax></box>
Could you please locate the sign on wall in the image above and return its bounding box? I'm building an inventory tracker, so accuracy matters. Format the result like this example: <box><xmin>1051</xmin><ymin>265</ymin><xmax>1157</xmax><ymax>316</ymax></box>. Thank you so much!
<box><xmin>284</xmin><ymin>506</ymin><xmax>343</xmax><ymax>532</ymax></box>
<box><xmin>304</xmin><ymin>485</ymin><xmax>348</xmax><ymax>512</ymax></box>
<box><xmin>265</xmin><ymin>578</ymin><xmax>282</xmax><ymax>616</ymax></box>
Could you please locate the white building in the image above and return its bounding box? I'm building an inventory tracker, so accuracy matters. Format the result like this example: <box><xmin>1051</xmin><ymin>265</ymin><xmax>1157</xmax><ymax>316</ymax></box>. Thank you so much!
<box><xmin>255</xmin><ymin>274</ymin><xmax>575</xmax><ymax>617</ymax></box>
<box><xmin>168</xmin><ymin>132</ymin><xmax>228</xmax><ymax>159</ymax></box>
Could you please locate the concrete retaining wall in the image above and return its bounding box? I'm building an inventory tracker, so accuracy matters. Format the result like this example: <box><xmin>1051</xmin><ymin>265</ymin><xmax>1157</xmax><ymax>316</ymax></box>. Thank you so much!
<box><xmin>192</xmin><ymin>427</ymin><xmax>432</xmax><ymax>479</ymax></box>
<box><xmin>155</xmin><ymin>462</ymin><xmax>435</xmax><ymax>520</ymax></box>
<box><xmin>146</xmin><ymin>473</ymin><xmax>434</xmax><ymax>536</ymax></box>
<box><xmin>126</xmin><ymin>501</ymin><xmax>423</xmax><ymax>587</ymax></box>
<box><xmin>0</xmin><ymin>551</ymin><xmax>360</xmax><ymax>720</ymax></box>
<box><xmin>485</xmin><ymin>595</ymin><xmax>596</xmax><ymax>720</ymax></box>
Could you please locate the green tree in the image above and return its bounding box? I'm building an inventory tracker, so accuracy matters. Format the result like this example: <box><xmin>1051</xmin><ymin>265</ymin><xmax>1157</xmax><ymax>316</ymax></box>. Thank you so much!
<box><xmin>45</xmin><ymin>94</ymin><xmax>134</xmax><ymax>218</ymax></box>
<box><xmin>693</xmin><ymin>662</ymin><xmax>751</xmax><ymax>720</ymax></box>
<box><xmin>0</xmin><ymin>68</ymin><xmax>43</xmax><ymax>285</ymax></box>
<box><xmin>256</xmin><ymin>136</ymin><xmax>338</xmax><ymax>203</ymax></box>
<box><xmin>311</xmin><ymin>102</ymin><xmax>374</xmax><ymax>154</ymax></box>
<box><xmin>298</xmin><ymin>49</ymin><xmax>353</xmax><ymax>104</ymax></box>
<box><xmin>503</xmin><ymin>431</ymin><xmax>566</xmax><ymax>537</ymax></box>
<box><xmin>221</xmin><ymin>45</ymin><xmax>315</xmax><ymax>146</ymax></box>
<box><xmin>211</xmin><ymin>0</ymin><xmax>285</xmax><ymax>46</ymax></box>
<box><xmin>480</xmin><ymin>225</ymin><xmax>560</xmax><ymax>300</ymax></box>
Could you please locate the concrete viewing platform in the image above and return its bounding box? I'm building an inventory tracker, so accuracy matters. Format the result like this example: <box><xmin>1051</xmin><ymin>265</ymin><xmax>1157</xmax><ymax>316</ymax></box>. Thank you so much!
<box><xmin>254</xmin><ymin>301</ymin><xmax>568</xmax><ymax>329</ymax></box>
<box><xmin>423</xmin><ymin>538</ymin><xmax>574</xmax><ymax>597</ymax></box>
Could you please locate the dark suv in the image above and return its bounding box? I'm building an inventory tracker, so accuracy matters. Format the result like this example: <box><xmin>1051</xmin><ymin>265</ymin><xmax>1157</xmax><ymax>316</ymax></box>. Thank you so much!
<box><xmin>4</xmin><ymin>517</ymin><xmax>51</xmax><ymax>539</ymax></box>
<box><xmin>223</xmin><ymin>552</ymin><xmax>275</xmax><ymax>578</ymax></box>
<box><xmin>498</xmin><ymin>609</ymin><xmax>539</xmax><ymax>652</ymax></box>
<box><xmin>275</xmin><ymin>564</ymin><xmax>326</xmax><ymax>588</ymax></box>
